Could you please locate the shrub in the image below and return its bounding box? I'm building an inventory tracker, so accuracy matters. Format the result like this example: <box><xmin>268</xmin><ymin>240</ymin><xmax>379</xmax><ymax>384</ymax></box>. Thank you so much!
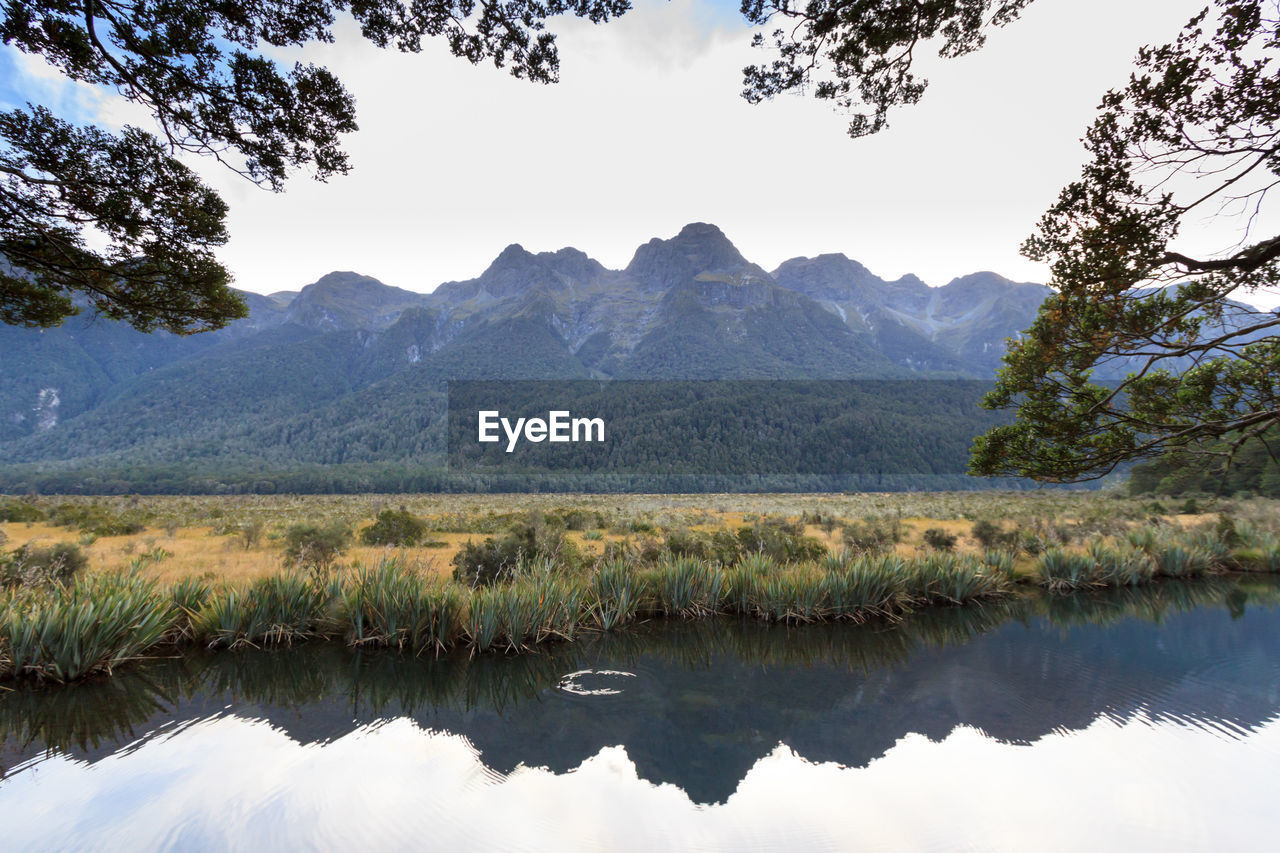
<box><xmin>1089</xmin><ymin>542</ymin><xmax>1155</xmax><ymax>587</ymax></box>
<box><xmin>0</xmin><ymin>499</ymin><xmax>45</xmax><ymax>523</ymax></box>
<box><xmin>591</xmin><ymin>559</ymin><xmax>642</xmax><ymax>630</ymax></box>
<box><xmin>238</xmin><ymin>519</ymin><xmax>265</xmax><ymax>550</ymax></box>
<box><xmin>737</xmin><ymin>519</ymin><xmax>826</xmax><ymax>563</ymax></box>
<box><xmin>981</xmin><ymin>549</ymin><xmax>1017</xmax><ymax>581</ymax></box>
<box><xmin>552</xmin><ymin>508</ymin><xmax>607</xmax><ymax>531</ymax></box>
<box><xmin>451</xmin><ymin>513</ymin><xmax>585</xmax><ymax>586</ymax></box>
<box><xmin>841</xmin><ymin>519</ymin><xmax>901</xmax><ymax>554</ymax></box>
<box><xmin>655</xmin><ymin>556</ymin><xmax>724</xmax><ymax>617</ymax></box>
<box><xmin>911</xmin><ymin>553</ymin><xmax>1006</xmax><ymax>603</ymax></box>
<box><xmin>1</xmin><ymin>543</ymin><xmax>89</xmax><ymax>588</ymax></box>
<box><xmin>922</xmin><ymin>528</ymin><xmax>958</xmax><ymax>552</ymax></box>
<box><xmin>360</xmin><ymin>507</ymin><xmax>429</xmax><ymax>546</ymax></box>
<box><xmin>49</xmin><ymin>503</ymin><xmax>146</xmax><ymax>536</ymax></box>
<box><xmin>166</xmin><ymin>577</ymin><xmax>212</xmax><ymax>641</ymax></box>
<box><xmin>1215</xmin><ymin>513</ymin><xmax>1242</xmax><ymax>547</ymax></box>
<box><xmin>664</xmin><ymin>527</ymin><xmax>739</xmax><ymax>564</ymax></box>
<box><xmin>663</xmin><ymin>527</ymin><xmax>713</xmax><ymax>559</ymax></box>
<box><xmin>194</xmin><ymin>573</ymin><xmax>337</xmax><ymax>648</ymax></box>
<box><xmin>282</xmin><ymin>523</ymin><xmax>351</xmax><ymax>575</ymax></box>
<box><xmin>342</xmin><ymin>558</ymin><xmax>461</xmax><ymax>651</ymax></box>
<box><xmin>452</xmin><ymin>537</ymin><xmax>525</xmax><ymax>587</ymax></box>
<box><xmin>971</xmin><ymin>520</ymin><xmax>1018</xmax><ymax>550</ymax></box>
<box><xmin>821</xmin><ymin>555</ymin><xmax>905</xmax><ymax>618</ymax></box>
<box><xmin>1152</xmin><ymin>542</ymin><xmax>1216</xmax><ymax>578</ymax></box>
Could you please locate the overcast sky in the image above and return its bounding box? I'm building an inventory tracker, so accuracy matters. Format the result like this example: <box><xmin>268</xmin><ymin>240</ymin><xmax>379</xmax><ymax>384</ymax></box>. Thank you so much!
<box><xmin>3</xmin><ymin>0</ymin><xmax>1277</xmax><ymax>307</ymax></box>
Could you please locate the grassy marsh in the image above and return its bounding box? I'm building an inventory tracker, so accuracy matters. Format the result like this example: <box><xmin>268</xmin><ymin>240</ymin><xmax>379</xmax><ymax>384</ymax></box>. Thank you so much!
<box><xmin>1</xmin><ymin>492</ymin><xmax>1277</xmax><ymax>683</ymax></box>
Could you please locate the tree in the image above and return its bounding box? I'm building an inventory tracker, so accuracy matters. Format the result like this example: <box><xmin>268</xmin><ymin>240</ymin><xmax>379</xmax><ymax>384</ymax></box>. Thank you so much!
<box><xmin>740</xmin><ymin>0</ymin><xmax>1279</xmax><ymax>483</ymax></box>
<box><xmin>740</xmin><ymin>1</ymin><xmax>1034</xmax><ymax>137</ymax></box>
<box><xmin>968</xmin><ymin>0</ymin><xmax>1279</xmax><ymax>481</ymax></box>
<box><xmin>1</xmin><ymin>0</ymin><xmax>630</xmax><ymax>332</ymax></box>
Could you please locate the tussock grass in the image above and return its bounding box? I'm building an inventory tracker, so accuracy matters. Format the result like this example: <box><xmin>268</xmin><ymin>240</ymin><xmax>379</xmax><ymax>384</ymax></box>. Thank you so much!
<box><xmin>1037</xmin><ymin>529</ymin><xmax>1231</xmax><ymax>593</ymax></box>
<box><xmin>194</xmin><ymin>573</ymin><xmax>337</xmax><ymax>648</ymax></box>
<box><xmin>821</xmin><ymin>555</ymin><xmax>906</xmax><ymax>619</ymax></box>
<box><xmin>1090</xmin><ymin>542</ymin><xmax>1156</xmax><ymax>587</ymax></box>
<box><xmin>655</xmin><ymin>557</ymin><xmax>724</xmax><ymax>618</ymax></box>
<box><xmin>590</xmin><ymin>559</ymin><xmax>641</xmax><ymax>630</ymax></box>
<box><xmin>341</xmin><ymin>559</ymin><xmax>462</xmax><ymax>652</ymax></box>
<box><xmin>1</xmin><ymin>573</ymin><xmax>174</xmax><ymax>682</ymax></box>
<box><xmin>907</xmin><ymin>554</ymin><xmax>1008</xmax><ymax>603</ymax></box>
<box><xmin>1038</xmin><ymin>548</ymin><xmax>1102</xmax><ymax>592</ymax></box>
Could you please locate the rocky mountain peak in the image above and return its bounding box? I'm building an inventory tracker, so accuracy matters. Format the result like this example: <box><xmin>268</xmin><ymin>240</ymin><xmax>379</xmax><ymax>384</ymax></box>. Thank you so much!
<box><xmin>537</xmin><ymin>247</ymin><xmax>607</xmax><ymax>284</ymax></box>
<box><xmin>285</xmin><ymin>272</ymin><xmax>427</xmax><ymax>331</ymax></box>
<box><xmin>464</xmin><ymin>243</ymin><xmax>607</xmax><ymax>300</ymax></box>
<box><xmin>771</xmin><ymin>254</ymin><xmax>882</xmax><ymax>302</ymax></box>
<box><xmin>889</xmin><ymin>273</ymin><xmax>928</xmax><ymax>290</ymax></box>
<box><xmin>489</xmin><ymin>243</ymin><xmax>535</xmax><ymax>268</ymax></box>
<box><xmin>941</xmin><ymin>271</ymin><xmax>1043</xmax><ymax>296</ymax></box>
<box><xmin>625</xmin><ymin>222</ymin><xmax>765</xmax><ymax>290</ymax></box>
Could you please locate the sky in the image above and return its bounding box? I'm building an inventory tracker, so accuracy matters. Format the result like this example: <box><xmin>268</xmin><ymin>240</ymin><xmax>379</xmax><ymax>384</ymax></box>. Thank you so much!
<box><xmin>3</xmin><ymin>0</ymin><xmax>1277</xmax><ymax>306</ymax></box>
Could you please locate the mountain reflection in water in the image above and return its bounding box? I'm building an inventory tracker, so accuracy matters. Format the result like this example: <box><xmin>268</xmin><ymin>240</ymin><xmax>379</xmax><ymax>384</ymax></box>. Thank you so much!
<box><xmin>1</xmin><ymin>578</ymin><xmax>1279</xmax><ymax>851</ymax></box>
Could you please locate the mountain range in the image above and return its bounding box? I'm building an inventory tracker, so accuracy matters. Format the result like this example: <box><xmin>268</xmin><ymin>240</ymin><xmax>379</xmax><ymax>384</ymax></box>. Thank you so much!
<box><xmin>0</xmin><ymin>222</ymin><xmax>1259</xmax><ymax>493</ymax></box>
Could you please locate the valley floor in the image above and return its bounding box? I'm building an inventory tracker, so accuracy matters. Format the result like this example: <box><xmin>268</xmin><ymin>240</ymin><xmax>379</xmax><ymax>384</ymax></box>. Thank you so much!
<box><xmin>2</xmin><ymin>491</ymin><xmax>1268</xmax><ymax>584</ymax></box>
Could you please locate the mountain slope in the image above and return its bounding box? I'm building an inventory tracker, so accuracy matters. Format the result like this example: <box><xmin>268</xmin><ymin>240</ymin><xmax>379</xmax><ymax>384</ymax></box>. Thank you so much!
<box><xmin>1</xmin><ymin>223</ymin><xmax>1071</xmax><ymax>489</ymax></box>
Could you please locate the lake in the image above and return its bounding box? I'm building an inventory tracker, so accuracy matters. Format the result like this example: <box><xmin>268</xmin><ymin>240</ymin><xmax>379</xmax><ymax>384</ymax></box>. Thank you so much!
<box><xmin>2</xmin><ymin>578</ymin><xmax>1278</xmax><ymax>851</ymax></box>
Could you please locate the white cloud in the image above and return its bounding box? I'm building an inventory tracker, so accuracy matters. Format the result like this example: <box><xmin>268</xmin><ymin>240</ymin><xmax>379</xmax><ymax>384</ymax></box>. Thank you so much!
<box><xmin>1</xmin><ymin>712</ymin><xmax>1277</xmax><ymax>850</ymax></box>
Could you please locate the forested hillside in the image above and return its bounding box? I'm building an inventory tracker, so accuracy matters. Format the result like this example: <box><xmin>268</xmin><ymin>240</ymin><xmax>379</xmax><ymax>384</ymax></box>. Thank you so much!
<box><xmin>1</xmin><ymin>224</ymin><xmax>1262</xmax><ymax>493</ymax></box>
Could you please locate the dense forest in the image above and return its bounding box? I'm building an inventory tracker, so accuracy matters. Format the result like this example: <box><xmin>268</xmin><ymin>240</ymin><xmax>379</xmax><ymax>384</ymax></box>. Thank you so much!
<box><xmin>0</xmin><ymin>381</ymin><xmax>1037</xmax><ymax>494</ymax></box>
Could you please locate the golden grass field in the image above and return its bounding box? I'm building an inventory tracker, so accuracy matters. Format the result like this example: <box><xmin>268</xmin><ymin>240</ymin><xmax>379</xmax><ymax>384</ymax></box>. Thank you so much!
<box><xmin>3</xmin><ymin>491</ymin><xmax>1260</xmax><ymax>586</ymax></box>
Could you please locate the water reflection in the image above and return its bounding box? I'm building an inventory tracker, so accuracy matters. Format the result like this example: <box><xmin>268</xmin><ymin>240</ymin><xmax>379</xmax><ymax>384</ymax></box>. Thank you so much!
<box><xmin>2</xmin><ymin>578</ymin><xmax>1279</xmax><ymax>850</ymax></box>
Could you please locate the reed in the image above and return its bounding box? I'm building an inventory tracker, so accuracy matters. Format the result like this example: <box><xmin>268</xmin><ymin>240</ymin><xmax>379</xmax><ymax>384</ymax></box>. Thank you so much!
<box><xmin>414</xmin><ymin>584</ymin><xmax>465</xmax><ymax>652</ymax></box>
<box><xmin>466</xmin><ymin>587</ymin><xmax>504</xmax><ymax>652</ymax></box>
<box><xmin>981</xmin><ymin>549</ymin><xmax>1018</xmax><ymax>582</ymax></box>
<box><xmin>753</xmin><ymin>571</ymin><xmax>813</xmax><ymax>623</ymax></box>
<box><xmin>0</xmin><ymin>573</ymin><xmax>173</xmax><ymax>682</ymax></box>
<box><xmin>1180</xmin><ymin>531</ymin><xmax>1234</xmax><ymax>569</ymax></box>
<box><xmin>820</xmin><ymin>555</ymin><xmax>904</xmax><ymax>619</ymax></box>
<box><xmin>341</xmin><ymin>558</ymin><xmax>463</xmax><ymax>652</ymax></box>
<box><xmin>497</xmin><ymin>584</ymin><xmax>542</xmax><ymax>652</ymax></box>
<box><xmin>722</xmin><ymin>554</ymin><xmax>777</xmax><ymax>617</ymax></box>
<box><xmin>11</xmin><ymin>493</ymin><xmax>1275</xmax><ymax>683</ymax></box>
<box><xmin>910</xmin><ymin>554</ymin><xmax>1007</xmax><ymax>603</ymax></box>
<box><xmin>1089</xmin><ymin>542</ymin><xmax>1156</xmax><ymax>587</ymax></box>
<box><xmin>779</xmin><ymin>566</ymin><xmax>826</xmax><ymax>623</ymax></box>
<box><xmin>165</xmin><ymin>576</ymin><xmax>211</xmax><ymax>642</ymax></box>
<box><xmin>532</xmin><ymin>576</ymin><xmax>584</xmax><ymax>643</ymax></box>
<box><xmin>1262</xmin><ymin>537</ymin><xmax>1280</xmax><ymax>573</ymax></box>
<box><xmin>194</xmin><ymin>573</ymin><xmax>336</xmax><ymax>648</ymax></box>
<box><xmin>1036</xmin><ymin>548</ymin><xmax>1101</xmax><ymax>592</ymax></box>
<box><xmin>1125</xmin><ymin>527</ymin><xmax>1159</xmax><ymax>552</ymax></box>
<box><xmin>655</xmin><ymin>556</ymin><xmax>724</xmax><ymax>618</ymax></box>
<box><xmin>590</xmin><ymin>559</ymin><xmax>641</xmax><ymax>630</ymax></box>
<box><xmin>1151</xmin><ymin>542</ymin><xmax>1217</xmax><ymax>578</ymax></box>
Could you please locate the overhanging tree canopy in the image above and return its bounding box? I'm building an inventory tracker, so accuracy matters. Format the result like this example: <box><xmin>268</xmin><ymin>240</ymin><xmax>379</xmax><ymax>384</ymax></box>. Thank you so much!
<box><xmin>740</xmin><ymin>0</ymin><xmax>1280</xmax><ymax>482</ymax></box>
<box><xmin>1</xmin><ymin>0</ymin><xmax>630</xmax><ymax>333</ymax></box>
<box><xmin>740</xmin><ymin>0</ymin><xmax>1034</xmax><ymax>137</ymax></box>
<box><xmin>968</xmin><ymin>0</ymin><xmax>1279</xmax><ymax>481</ymax></box>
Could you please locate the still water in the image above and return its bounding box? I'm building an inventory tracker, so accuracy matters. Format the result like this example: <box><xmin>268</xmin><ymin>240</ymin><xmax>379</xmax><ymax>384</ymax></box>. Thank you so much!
<box><xmin>2</xmin><ymin>579</ymin><xmax>1279</xmax><ymax>851</ymax></box>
